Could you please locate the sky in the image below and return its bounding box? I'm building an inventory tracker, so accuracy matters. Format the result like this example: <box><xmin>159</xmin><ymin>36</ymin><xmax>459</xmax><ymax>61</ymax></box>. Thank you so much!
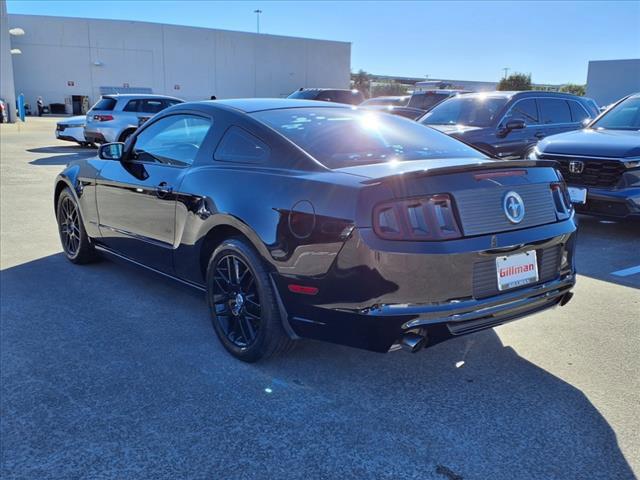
<box><xmin>6</xmin><ymin>0</ymin><xmax>640</xmax><ymax>84</ymax></box>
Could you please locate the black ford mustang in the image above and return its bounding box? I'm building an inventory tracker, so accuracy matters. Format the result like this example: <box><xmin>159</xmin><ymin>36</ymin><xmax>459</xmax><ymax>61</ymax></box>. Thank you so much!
<box><xmin>54</xmin><ymin>99</ymin><xmax>577</xmax><ymax>362</ymax></box>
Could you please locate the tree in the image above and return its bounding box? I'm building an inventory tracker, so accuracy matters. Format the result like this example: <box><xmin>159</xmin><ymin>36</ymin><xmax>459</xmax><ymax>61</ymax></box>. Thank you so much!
<box><xmin>497</xmin><ymin>73</ymin><xmax>532</xmax><ymax>91</ymax></box>
<box><xmin>559</xmin><ymin>83</ymin><xmax>586</xmax><ymax>96</ymax></box>
<box><xmin>371</xmin><ymin>81</ymin><xmax>409</xmax><ymax>97</ymax></box>
<box><xmin>352</xmin><ymin>70</ymin><xmax>371</xmax><ymax>98</ymax></box>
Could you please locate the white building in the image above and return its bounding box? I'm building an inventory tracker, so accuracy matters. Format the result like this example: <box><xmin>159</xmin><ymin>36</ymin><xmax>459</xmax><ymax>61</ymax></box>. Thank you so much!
<box><xmin>3</xmin><ymin>11</ymin><xmax>351</xmax><ymax>119</ymax></box>
<box><xmin>586</xmin><ymin>59</ymin><xmax>640</xmax><ymax>107</ymax></box>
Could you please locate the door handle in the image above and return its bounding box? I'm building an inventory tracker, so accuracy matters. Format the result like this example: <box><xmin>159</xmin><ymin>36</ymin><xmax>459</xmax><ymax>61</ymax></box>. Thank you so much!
<box><xmin>534</xmin><ymin>131</ymin><xmax>546</xmax><ymax>139</ymax></box>
<box><xmin>156</xmin><ymin>182</ymin><xmax>173</xmax><ymax>198</ymax></box>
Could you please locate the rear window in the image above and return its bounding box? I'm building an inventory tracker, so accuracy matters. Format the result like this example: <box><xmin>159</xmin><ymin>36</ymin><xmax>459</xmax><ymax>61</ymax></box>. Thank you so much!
<box><xmin>92</xmin><ymin>97</ymin><xmax>116</xmax><ymax>111</ymax></box>
<box><xmin>408</xmin><ymin>92</ymin><xmax>451</xmax><ymax>110</ymax></box>
<box><xmin>252</xmin><ymin>107</ymin><xmax>482</xmax><ymax>169</ymax></box>
<box><xmin>421</xmin><ymin>95</ymin><xmax>508</xmax><ymax>127</ymax></box>
<box><xmin>287</xmin><ymin>90</ymin><xmax>320</xmax><ymax>100</ymax></box>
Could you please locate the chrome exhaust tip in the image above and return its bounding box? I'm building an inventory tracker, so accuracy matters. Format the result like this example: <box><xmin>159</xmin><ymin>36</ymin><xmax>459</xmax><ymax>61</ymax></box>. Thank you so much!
<box><xmin>400</xmin><ymin>331</ymin><xmax>427</xmax><ymax>353</ymax></box>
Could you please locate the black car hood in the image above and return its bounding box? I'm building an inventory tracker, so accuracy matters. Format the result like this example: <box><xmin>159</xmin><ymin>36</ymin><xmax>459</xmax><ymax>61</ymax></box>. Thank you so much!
<box><xmin>537</xmin><ymin>129</ymin><xmax>640</xmax><ymax>158</ymax></box>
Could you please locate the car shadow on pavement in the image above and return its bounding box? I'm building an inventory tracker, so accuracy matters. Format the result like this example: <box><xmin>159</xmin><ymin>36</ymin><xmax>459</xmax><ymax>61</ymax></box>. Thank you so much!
<box><xmin>1</xmin><ymin>253</ymin><xmax>635</xmax><ymax>479</ymax></box>
<box><xmin>27</xmin><ymin>146</ymin><xmax>96</xmax><ymax>166</ymax></box>
<box><xmin>575</xmin><ymin>214</ymin><xmax>640</xmax><ymax>289</ymax></box>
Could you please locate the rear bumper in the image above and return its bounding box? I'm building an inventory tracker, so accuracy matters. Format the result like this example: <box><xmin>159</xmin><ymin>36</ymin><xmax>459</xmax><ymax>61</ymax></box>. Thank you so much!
<box><xmin>574</xmin><ymin>186</ymin><xmax>640</xmax><ymax>219</ymax></box>
<box><xmin>84</xmin><ymin>126</ymin><xmax>117</xmax><ymax>144</ymax></box>
<box><xmin>274</xmin><ymin>218</ymin><xmax>578</xmax><ymax>352</ymax></box>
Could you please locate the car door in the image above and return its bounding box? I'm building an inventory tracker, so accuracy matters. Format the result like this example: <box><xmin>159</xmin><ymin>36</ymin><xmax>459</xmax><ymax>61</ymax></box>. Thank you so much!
<box><xmin>95</xmin><ymin>113</ymin><xmax>213</xmax><ymax>273</ymax></box>
<box><xmin>493</xmin><ymin>98</ymin><xmax>541</xmax><ymax>158</ymax></box>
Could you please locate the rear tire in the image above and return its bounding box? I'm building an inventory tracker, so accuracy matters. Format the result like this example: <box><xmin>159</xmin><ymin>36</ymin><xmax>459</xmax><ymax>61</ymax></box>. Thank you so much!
<box><xmin>56</xmin><ymin>188</ymin><xmax>98</xmax><ymax>264</ymax></box>
<box><xmin>206</xmin><ymin>238</ymin><xmax>294</xmax><ymax>362</ymax></box>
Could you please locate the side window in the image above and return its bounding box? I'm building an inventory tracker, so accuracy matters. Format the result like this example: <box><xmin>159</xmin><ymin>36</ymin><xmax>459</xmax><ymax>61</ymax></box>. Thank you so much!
<box><xmin>538</xmin><ymin>98</ymin><xmax>572</xmax><ymax>124</ymax></box>
<box><xmin>139</xmin><ymin>99</ymin><xmax>165</xmax><ymax>114</ymax></box>
<box><xmin>123</xmin><ymin>100</ymin><xmax>139</xmax><ymax>112</ymax></box>
<box><xmin>508</xmin><ymin>99</ymin><xmax>538</xmax><ymax>124</ymax></box>
<box><xmin>214</xmin><ymin>126</ymin><xmax>270</xmax><ymax>164</ymax></box>
<box><xmin>164</xmin><ymin>99</ymin><xmax>182</xmax><ymax>108</ymax></box>
<box><xmin>132</xmin><ymin>114</ymin><xmax>212</xmax><ymax>167</ymax></box>
<box><xmin>568</xmin><ymin>101</ymin><xmax>590</xmax><ymax>123</ymax></box>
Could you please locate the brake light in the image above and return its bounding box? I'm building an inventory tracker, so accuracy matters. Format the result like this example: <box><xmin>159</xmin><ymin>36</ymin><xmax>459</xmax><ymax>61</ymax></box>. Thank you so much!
<box><xmin>288</xmin><ymin>284</ymin><xmax>319</xmax><ymax>295</ymax></box>
<box><xmin>373</xmin><ymin>194</ymin><xmax>461</xmax><ymax>241</ymax></box>
<box><xmin>551</xmin><ymin>182</ymin><xmax>572</xmax><ymax>214</ymax></box>
<box><xmin>93</xmin><ymin>114</ymin><xmax>113</xmax><ymax>122</ymax></box>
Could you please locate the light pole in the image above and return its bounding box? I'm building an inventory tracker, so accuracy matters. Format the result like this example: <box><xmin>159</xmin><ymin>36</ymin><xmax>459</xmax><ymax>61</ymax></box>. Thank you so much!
<box><xmin>254</xmin><ymin>9</ymin><xmax>262</xmax><ymax>34</ymax></box>
<box><xmin>502</xmin><ymin>67</ymin><xmax>510</xmax><ymax>79</ymax></box>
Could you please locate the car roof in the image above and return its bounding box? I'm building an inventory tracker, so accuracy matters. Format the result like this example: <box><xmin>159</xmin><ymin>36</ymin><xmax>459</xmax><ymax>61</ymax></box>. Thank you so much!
<box><xmin>103</xmin><ymin>94</ymin><xmax>183</xmax><ymax>101</ymax></box>
<box><xmin>202</xmin><ymin>98</ymin><xmax>353</xmax><ymax>113</ymax></box>
<box><xmin>413</xmin><ymin>89</ymin><xmax>469</xmax><ymax>95</ymax></box>
<box><xmin>296</xmin><ymin>88</ymin><xmax>358</xmax><ymax>93</ymax></box>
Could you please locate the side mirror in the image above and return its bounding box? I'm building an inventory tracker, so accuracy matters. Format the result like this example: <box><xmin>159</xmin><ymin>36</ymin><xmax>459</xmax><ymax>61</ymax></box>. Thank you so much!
<box><xmin>505</xmin><ymin>119</ymin><xmax>526</xmax><ymax>131</ymax></box>
<box><xmin>98</xmin><ymin>142</ymin><xmax>124</xmax><ymax>161</ymax></box>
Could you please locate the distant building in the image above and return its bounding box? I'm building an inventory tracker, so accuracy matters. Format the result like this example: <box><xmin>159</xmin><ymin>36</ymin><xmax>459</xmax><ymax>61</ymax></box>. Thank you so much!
<box><xmin>2</xmin><ymin>11</ymin><xmax>351</xmax><ymax>119</ymax></box>
<box><xmin>586</xmin><ymin>59</ymin><xmax>640</xmax><ymax>106</ymax></box>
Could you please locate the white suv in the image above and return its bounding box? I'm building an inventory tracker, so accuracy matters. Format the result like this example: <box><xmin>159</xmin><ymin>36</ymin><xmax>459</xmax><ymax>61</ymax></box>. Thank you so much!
<box><xmin>84</xmin><ymin>94</ymin><xmax>183</xmax><ymax>144</ymax></box>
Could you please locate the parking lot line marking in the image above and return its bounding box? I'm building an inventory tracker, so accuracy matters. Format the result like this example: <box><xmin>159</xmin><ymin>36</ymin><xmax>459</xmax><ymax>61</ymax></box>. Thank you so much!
<box><xmin>611</xmin><ymin>265</ymin><xmax>640</xmax><ymax>277</ymax></box>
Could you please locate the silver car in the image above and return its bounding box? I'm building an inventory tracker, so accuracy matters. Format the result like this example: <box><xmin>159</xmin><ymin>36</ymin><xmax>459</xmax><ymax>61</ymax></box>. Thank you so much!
<box><xmin>84</xmin><ymin>94</ymin><xmax>183</xmax><ymax>144</ymax></box>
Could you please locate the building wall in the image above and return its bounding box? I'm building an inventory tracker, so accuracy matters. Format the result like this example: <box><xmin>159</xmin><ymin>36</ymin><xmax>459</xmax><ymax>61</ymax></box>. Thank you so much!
<box><xmin>7</xmin><ymin>14</ymin><xmax>351</xmax><ymax>112</ymax></box>
<box><xmin>587</xmin><ymin>59</ymin><xmax>640</xmax><ymax>106</ymax></box>
<box><xmin>0</xmin><ymin>0</ymin><xmax>16</xmax><ymax>121</ymax></box>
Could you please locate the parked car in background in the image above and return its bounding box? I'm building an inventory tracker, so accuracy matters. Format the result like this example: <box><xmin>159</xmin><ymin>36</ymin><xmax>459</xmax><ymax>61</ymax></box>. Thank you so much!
<box><xmin>54</xmin><ymin>98</ymin><xmax>577</xmax><ymax>362</ymax></box>
<box><xmin>532</xmin><ymin>93</ymin><xmax>640</xmax><ymax>219</ymax></box>
<box><xmin>407</xmin><ymin>89</ymin><xmax>469</xmax><ymax>112</ymax></box>
<box><xmin>419</xmin><ymin>91</ymin><xmax>599</xmax><ymax>159</ymax></box>
<box><xmin>287</xmin><ymin>88</ymin><xmax>364</xmax><ymax>105</ymax></box>
<box><xmin>84</xmin><ymin>94</ymin><xmax>183</xmax><ymax>144</ymax></box>
<box><xmin>361</xmin><ymin>104</ymin><xmax>426</xmax><ymax>120</ymax></box>
<box><xmin>0</xmin><ymin>98</ymin><xmax>7</xmax><ymax>123</ymax></box>
<box><xmin>55</xmin><ymin>116</ymin><xmax>93</xmax><ymax>147</ymax></box>
<box><xmin>360</xmin><ymin>95</ymin><xmax>410</xmax><ymax>107</ymax></box>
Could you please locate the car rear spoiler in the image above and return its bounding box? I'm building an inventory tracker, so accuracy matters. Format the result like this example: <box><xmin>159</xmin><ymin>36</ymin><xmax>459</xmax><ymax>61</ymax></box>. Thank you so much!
<box><xmin>361</xmin><ymin>159</ymin><xmax>559</xmax><ymax>185</ymax></box>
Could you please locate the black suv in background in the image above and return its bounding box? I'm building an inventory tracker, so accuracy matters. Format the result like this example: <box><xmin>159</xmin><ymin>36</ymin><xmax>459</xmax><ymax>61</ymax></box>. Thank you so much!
<box><xmin>533</xmin><ymin>93</ymin><xmax>640</xmax><ymax>219</ymax></box>
<box><xmin>407</xmin><ymin>89</ymin><xmax>469</xmax><ymax>112</ymax></box>
<box><xmin>419</xmin><ymin>91</ymin><xmax>600</xmax><ymax>159</ymax></box>
<box><xmin>287</xmin><ymin>88</ymin><xmax>365</xmax><ymax>105</ymax></box>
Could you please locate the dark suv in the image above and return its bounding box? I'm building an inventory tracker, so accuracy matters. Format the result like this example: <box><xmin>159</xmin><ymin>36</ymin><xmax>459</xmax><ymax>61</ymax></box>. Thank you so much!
<box><xmin>533</xmin><ymin>93</ymin><xmax>640</xmax><ymax>219</ymax></box>
<box><xmin>419</xmin><ymin>91</ymin><xmax>600</xmax><ymax>159</ymax></box>
<box><xmin>407</xmin><ymin>89</ymin><xmax>469</xmax><ymax>112</ymax></box>
<box><xmin>287</xmin><ymin>88</ymin><xmax>364</xmax><ymax>105</ymax></box>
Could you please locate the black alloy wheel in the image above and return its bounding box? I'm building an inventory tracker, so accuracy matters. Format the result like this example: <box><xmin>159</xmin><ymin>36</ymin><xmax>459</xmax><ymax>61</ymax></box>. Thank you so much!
<box><xmin>207</xmin><ymin>238</ymin><xmax>294</xmax><ymax>362</ymax></box>
<box><xmin>212</xmin><ymin>254</ymin><xmax>262</xmax><ymax>348</ymax></box>
<box><xmin>56</xmin><ymin>187</ymin><xmax>98</xmax><ymax>264</ymax></box>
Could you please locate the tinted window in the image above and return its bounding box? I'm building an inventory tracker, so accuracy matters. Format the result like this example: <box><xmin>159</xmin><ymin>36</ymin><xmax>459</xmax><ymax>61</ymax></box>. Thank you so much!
<box><xmin>568</xmin><ymin>101</ymin><xmax>590</xmax><ymax>122</ymax></box>
<box><xmin>132</xmin><ymin>114</ymin><xmax>212</xmax><ymax>167</ymax></box>
<box><xmin>92</xmin><ymin>97</ymin><xmax>116</xmax><ymax>111</ymax></box>
<box><xmin>361</xmin><ymin>97</ymin><xmax>410</xmax><ymax>107</ymax></box>
<box><xmin>252</xmin><ymin>107</ymin><xmax>483</xmax><ymax>169</ymax></box>
<box><xmin>421</xmin><ymin>95</ymin><xmax>508</xmax><ymax>127</ymax></box>
<box><xmin>140</xmin><ymin>99</ymin><xmax>165</xmax><ymax>114</ymax></box>
<box><xmin>123</xmin><ymin>100</ymin><xmax>139</xmax><ymax>112</ymax></box>
<box><xmin>408</xmin><ymin>92</ymin><xmax>450</xmax><ymax>110</ymax></box>
<box><xmin>164</xmin><ymin>99</ymin><xmax>182</xmax><ymax>108</ymax></box>
<box><xmin>215</xmin><ymin>126</ymin><xmax>270</xmax><ymax>164</ymax></box>
<box><xmin>287</xmin><ymin>90</ymin><xmax>319</xmax><ymax>100</ymax></box>
<box><xmin>507</xmin><ymin>99</ymin><xmax>538</xmax><ymax>124</ymax></box>
<box><xmin>538</xmin><ymin>98</ymin><xmax>572</xmax><ymax>124</ymax></box>
<box><xmin>592</xmin><ymin>96</ymin><xmax>640</xmax><ymax>130</ymax></box>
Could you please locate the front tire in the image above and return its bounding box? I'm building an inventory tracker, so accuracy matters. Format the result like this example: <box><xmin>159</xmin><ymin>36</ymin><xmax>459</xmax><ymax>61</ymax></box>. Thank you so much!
<box><xmin>56</xmin><ymin>188</ymin><xmax>98</xmax><ymax>264</ymax></box>
<box><xmin>206</xmin><ymin>238</ymin><xmax>294</xmax><ymax>362</ymax></box>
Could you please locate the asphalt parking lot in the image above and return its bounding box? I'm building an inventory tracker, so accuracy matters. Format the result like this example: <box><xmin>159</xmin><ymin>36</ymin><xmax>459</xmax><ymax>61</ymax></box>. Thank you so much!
<box><xmin>1</xmin><ymin>117</ymin><xmax>639</xmax><ymax>480</ymax></box>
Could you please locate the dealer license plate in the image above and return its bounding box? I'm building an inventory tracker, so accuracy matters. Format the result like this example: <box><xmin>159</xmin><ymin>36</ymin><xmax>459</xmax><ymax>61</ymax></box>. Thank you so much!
<box><xmin>496</xmin><ymin>250</ymin><xmax>539</xmax><ymax>291</ymax></box>
<box><xmin>568</xmin><ymin>186</ymin><xmax>587</xmax><ymax>204</ymax></box>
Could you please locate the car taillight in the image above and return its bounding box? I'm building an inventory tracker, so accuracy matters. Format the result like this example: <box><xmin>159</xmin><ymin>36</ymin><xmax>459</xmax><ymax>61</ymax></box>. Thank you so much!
<box><xmin>551</xmin><ymin>182</ymin><xmax>572</xmax><ymax>214</ymax></box>
<box><xmin>93</xmin><ymin>114</ymin><xmax>113</xmax><ymax>122</ymax></box>
<box><xmin>373</xmin><ymin>194</ymin><xmax>462</xmax><ymax>241</ymax></box>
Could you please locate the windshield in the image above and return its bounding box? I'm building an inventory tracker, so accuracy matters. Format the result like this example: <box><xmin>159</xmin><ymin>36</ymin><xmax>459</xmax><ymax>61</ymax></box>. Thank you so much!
<box><xmin>591</xmin><ymin>96</ymin><xmax>640</xmax><ymax>130</ymax></box>
<box><xmin>408</xmin><ymin>92</ymin><xmax>451</xmax><ymax>110</ymax></box>
<box><xmin>252</xmin><ymin>107</ymin><xmax>483</xmax><ymax>168</ymax></box>
<box><xmin>420</xmin><ymin>95</ymin><xmax>508</xmax><ymax>127</ymax></box>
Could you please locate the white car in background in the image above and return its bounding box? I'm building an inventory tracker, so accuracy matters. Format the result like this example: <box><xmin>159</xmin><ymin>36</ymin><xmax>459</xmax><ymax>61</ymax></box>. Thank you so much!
<box><xmin>55</xmin><ymin>116</ymin><xmax>93</xmax><ymax>147</ymax></box>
